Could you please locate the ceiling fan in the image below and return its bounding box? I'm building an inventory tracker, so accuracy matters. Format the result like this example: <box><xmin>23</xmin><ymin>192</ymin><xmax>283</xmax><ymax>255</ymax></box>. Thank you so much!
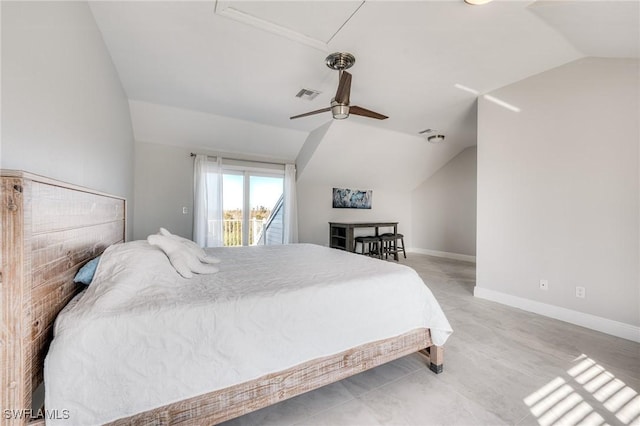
<box><xmin>290</xmin><ymin>52</ymin><xmax>388</xmax><ymax>121</ymax></box>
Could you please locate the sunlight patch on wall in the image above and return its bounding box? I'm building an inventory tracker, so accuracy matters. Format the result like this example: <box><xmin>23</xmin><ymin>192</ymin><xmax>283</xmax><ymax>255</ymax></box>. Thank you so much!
<box><xmin>454</xmin><ymin>83</ymin><xmax>521</xmax><ymax>112</ymax></box>
<box><xmin>454</xmin><ymin>83</ymin><xmax>480</xmax><ymax>96</ymax></box>
<box><xmin>483</xmin><ymin>95</ymin><xmax>521</xmax><ymax>113</ymax></box>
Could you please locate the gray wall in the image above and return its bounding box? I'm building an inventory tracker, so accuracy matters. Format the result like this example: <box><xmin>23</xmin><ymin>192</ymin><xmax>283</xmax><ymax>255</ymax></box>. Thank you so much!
<box><xmin>476</xmin><ymin>57</ymin><xmax>639</xmax><ymax>329</ymax></box>
<box><xmin>411</xmin><ymin>146</ymin><xmax>477</xmax><ymax>257</ymax></box>
<box><xmin>134</xmin><ymin>142</ymin><xmax>194</xmax><ymax>240</ymax></box>
<box><xmin>2</xmin><ymin>1</ymin><xmax>135</xmax><ymax>238</ymax></box>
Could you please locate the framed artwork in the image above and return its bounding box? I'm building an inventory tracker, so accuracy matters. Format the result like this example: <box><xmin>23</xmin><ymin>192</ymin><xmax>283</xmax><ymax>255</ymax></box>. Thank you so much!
<box><xmin>332</xmin><ymin>188</ymin><xmax>372</xmax><ymax>209</ymax></box>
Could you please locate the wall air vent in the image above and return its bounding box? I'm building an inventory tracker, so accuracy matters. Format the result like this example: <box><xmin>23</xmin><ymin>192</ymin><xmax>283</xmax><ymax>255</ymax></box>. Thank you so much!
<box><xmin>296</xmin><ymin>88</ymin><xmax>321</xmax><ymax>100</ymax></box>
<box><xmin>427</xmin><ymin>134</ymin><xmax>446</xmax><ymax>143</ymax></box>
<box><xmin>419</xmin><ymin>129</ymin><xmax>445</xmax><ymax>143</ymax></box>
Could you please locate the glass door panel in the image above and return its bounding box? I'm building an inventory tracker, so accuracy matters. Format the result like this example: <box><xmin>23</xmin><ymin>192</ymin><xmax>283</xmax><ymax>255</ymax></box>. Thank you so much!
<box><xmin>250</xmin><ymin>175</ymin><xmax>284</xmax><ymax>245</ymax></box>
<box><xmin>222</xmin><ymin>173</ymin><xmax>244</xmax><ymax>247</ymax></box>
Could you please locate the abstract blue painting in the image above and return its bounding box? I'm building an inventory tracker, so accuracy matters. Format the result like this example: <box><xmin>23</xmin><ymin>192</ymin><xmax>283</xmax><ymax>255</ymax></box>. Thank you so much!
<box><xmin>332</xmin><ymin>188</ymin><xmax>372</xmax><ymax>209</ymax></box>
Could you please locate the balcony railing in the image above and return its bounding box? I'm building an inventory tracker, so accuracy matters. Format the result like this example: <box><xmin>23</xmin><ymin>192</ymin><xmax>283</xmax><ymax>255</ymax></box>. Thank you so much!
<box><xmin>213</xmin><ymin>219</ymin><xmax>266</xmax><ymax>246</ymax></box>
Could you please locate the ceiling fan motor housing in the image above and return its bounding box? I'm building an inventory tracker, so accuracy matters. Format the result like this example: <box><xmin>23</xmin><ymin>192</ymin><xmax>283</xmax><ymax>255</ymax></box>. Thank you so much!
<box><xmin>331</xmin><ymin>100</ymin><xmax>349</xmax><ymax>119</ymax></box>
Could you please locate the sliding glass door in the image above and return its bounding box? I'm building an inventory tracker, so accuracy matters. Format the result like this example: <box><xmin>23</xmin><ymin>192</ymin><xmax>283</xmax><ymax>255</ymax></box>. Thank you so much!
<box><xmin>222</xmin><ymin>171</ymin><xmax>283</xmax><ymax>246</ymax></box>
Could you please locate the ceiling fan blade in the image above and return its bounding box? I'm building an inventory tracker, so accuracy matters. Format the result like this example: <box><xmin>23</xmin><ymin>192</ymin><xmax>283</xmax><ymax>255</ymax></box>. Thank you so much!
<box><xmin>349</xmin><ymin>106</ymin><xmax>388</xmax><ymax>120</ymax></box>
<box><xmin>335</xmin><ymin>71</ymin><xmax>352</xmax><ymax>105</ymax></box>
<box><xmin>290</xmin><ymin>107</ymin><xmax>332</xmax><ymax>120</ymax></box>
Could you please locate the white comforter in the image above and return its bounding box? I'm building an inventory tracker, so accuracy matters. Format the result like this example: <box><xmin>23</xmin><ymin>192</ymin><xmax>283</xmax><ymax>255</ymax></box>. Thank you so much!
<box><xmin>45</xmin><ymin>242</ymin><xmax>452</xmax><ymax>425</ymax></box>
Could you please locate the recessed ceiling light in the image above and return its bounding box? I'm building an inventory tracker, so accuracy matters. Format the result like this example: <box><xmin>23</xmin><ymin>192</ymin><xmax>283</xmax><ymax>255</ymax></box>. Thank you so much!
<box><xmin>427</xmin><ymin>135</ymin><xmax>446</xmax><ymax>144</ymax></box>
<box><xmin>464</xmin><ymin>0</ymin><xmax>493</xmax><ymax>5</ymax></box>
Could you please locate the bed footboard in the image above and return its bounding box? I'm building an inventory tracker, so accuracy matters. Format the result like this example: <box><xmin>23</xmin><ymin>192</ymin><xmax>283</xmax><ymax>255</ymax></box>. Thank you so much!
<box><xmin>108</xmin><ymin>328</ymin><xmax>440</xmax><ymax>425</ymax></box>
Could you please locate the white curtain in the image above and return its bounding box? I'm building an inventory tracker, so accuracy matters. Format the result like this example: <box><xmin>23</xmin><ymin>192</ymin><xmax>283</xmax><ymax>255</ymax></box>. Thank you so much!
<box><xmin>283</xmin><ymin>163</ymin><xmax>298</xmax><ymax>244</ymax></box>
<box><xmin>193</xmin><ymin>155</ymin><xmax>224</xmax><ymax>247</ymax></box>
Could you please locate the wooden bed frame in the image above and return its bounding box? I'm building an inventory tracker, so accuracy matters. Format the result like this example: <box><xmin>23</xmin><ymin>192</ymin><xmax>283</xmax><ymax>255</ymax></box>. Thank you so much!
<box><xmin>1</xmin><ymin>170</ymin><xmax>443</xmax><ymax>426</ymax></box>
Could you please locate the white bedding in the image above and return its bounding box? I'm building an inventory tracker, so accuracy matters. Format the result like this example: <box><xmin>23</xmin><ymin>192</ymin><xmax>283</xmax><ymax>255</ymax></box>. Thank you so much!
<box><xmin>45</xmin><ymin>242</ymin><xmax>452</xmax><ymax>425</ymax></box>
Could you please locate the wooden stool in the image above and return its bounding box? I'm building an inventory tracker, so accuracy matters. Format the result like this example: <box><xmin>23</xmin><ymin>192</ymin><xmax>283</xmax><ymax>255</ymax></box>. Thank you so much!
<box><xmin>354</xmin><ymin>236</ymin><xmax>382</xmax><ymax>258</ymax></box>
<box><xmin>380</xmin><ymin>233</ymin><xmax>406</xmax><ymax>260</ymax></box>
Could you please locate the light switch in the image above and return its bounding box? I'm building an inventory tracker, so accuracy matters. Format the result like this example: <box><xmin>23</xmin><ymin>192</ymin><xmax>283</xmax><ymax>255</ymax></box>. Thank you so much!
<box><xmin>182</xmin><ymin>207</ymin><xmax>188</xmax><ymax>214</ymax></box>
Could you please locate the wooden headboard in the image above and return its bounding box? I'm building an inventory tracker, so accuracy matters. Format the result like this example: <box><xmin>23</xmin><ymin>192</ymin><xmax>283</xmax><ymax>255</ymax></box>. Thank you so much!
<box><xmin>1</xmin><ymin>170</ymin><xmax>125</xmax><ymax>424</ymax></box>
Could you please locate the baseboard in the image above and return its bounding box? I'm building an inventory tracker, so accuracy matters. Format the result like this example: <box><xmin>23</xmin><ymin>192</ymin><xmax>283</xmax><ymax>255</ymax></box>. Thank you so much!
<box><xmin>409</xmin><ymin>248</ymin><xmax>476</xmax><ymax>263</ymax></box>
<box><xmin>474</xmin><ymin>287</ymin><xmax>640</xmax><ymax>343</ymax></box>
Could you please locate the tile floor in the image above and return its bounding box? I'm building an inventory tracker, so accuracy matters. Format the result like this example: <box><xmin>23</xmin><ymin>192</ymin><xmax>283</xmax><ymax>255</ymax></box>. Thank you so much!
<box><xmin>222</xmin><ymin>254</ymin><xmax>640</xmax><ymax>426</ymax></box>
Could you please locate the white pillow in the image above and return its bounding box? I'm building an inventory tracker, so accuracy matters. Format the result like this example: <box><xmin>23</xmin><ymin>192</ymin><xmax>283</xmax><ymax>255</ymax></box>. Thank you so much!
<box><xmin>147</xmin><ymin>234</ymin><xmax>219</xmax><ymax>279</ymax></box>
<box><xmin>159</xmin><ymin>228</ymin><xmax>221</xmax><ymax>264</ymax></box>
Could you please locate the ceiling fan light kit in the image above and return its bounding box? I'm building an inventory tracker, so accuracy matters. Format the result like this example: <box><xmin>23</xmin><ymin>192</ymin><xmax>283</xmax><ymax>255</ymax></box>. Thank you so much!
<box><xmin>331</xmin><ymin>101</ymin><xmax>349</xmax><ymax>119</ymax></box>
<box><xmin>290</xmin><ymin>52</ymin><xmax>388</xmax><ymax>121</ymax></box>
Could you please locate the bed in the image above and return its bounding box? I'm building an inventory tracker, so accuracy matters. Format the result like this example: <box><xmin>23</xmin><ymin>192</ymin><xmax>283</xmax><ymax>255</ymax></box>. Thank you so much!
<box><xmin>1</xmin><ymin>170</ymin><xmax>452</xmax><ymax>426</ymax></box>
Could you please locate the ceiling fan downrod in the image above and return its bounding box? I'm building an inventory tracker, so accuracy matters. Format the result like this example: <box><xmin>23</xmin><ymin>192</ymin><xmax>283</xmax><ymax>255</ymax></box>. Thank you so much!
<box><xmin>325</xmin><ymin>52</ymin><xmax>356</xmax><ymax>71</ymax></box>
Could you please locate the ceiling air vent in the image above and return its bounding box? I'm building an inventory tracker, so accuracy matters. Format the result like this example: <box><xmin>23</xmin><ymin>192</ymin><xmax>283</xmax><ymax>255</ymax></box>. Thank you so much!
<box><xmin>296</xmin><ymin>88</ymin><xmax>321</xmax><ymax>101</ymax></box>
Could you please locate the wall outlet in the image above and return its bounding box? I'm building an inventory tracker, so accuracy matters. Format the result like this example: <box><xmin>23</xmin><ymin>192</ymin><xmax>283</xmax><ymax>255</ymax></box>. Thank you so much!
<box><xmin>576</xmin><ymin>286</ymin><xmax>586</xmax><ymax>298</ymax></box>
<box><xmin>539</xmin><ymin>279</ymin><xmax>549</xmax><ymax>291</ymax></box>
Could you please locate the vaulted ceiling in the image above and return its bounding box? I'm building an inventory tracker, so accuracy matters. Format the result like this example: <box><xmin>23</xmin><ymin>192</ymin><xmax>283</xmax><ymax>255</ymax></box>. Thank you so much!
<box><xmin>89</xmin><ymin>0</ymin><xmax>639</xmax><ymax>151</ymax></box>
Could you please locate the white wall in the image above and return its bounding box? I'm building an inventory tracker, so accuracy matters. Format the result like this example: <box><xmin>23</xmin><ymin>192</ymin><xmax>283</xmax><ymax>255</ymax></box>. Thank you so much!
<box><xmin>129</xmin><ymin>100</ymin><xmax>307</xmax><ymax>162</ymax></box>
<box><xmin>129</xmin><ymin>101</ymin><xmax>309</xmax><ymax>240</ymax></box>
<box><xmin>133</xmin><ymin>142</ymin><xmax>194</xmax><ymax>240</ymax></box>
<box><xmin>297</xmin><ymin>183</ymin><xmax>413</xmax><ymax>247</ymax></box>
<box><xmin>296</xmin><ymin>120</ymin><xmax>456</xmax><ymax>248</ymax></box>
<box><xmin>297</xmin><ymin>120</ymin><xmax>469</xmax><ymax>192</ymax></box>
<box><xmin>132</xmin><ymin>141</ymin><xmax>298</xmax><ymax>242</ymax></box>
<box><xmin>296</xmin><ymin>121</ymin><xmax>332</xmax><ymax>177</ymax></box>
<box><xmin>2</xmin><ymin>1</ymin><xmax>135</xmax><ymax>238</ymax></box>
<box><xmin>412</xmin><ymin>146</ymin><xmax>477</xmax><ymax>258</ymax></box>
<box><xmin>476</xmin><ymin>58</ymin><xmax>639</xmax><ymax>337</ymax></box>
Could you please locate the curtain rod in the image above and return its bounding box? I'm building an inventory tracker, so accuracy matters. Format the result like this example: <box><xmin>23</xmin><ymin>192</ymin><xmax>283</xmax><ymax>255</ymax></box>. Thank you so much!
<box><xmin>189</xmin><ymin>152</ymin><xmax>287</xmax><ymax>167</ymax></box>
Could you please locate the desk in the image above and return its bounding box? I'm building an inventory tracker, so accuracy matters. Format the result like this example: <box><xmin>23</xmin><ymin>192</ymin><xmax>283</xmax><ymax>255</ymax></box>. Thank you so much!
<box><xmin>329</xmin><ymin>221</ymin><xmax>399</xmax><ymax>259</ymax></box>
